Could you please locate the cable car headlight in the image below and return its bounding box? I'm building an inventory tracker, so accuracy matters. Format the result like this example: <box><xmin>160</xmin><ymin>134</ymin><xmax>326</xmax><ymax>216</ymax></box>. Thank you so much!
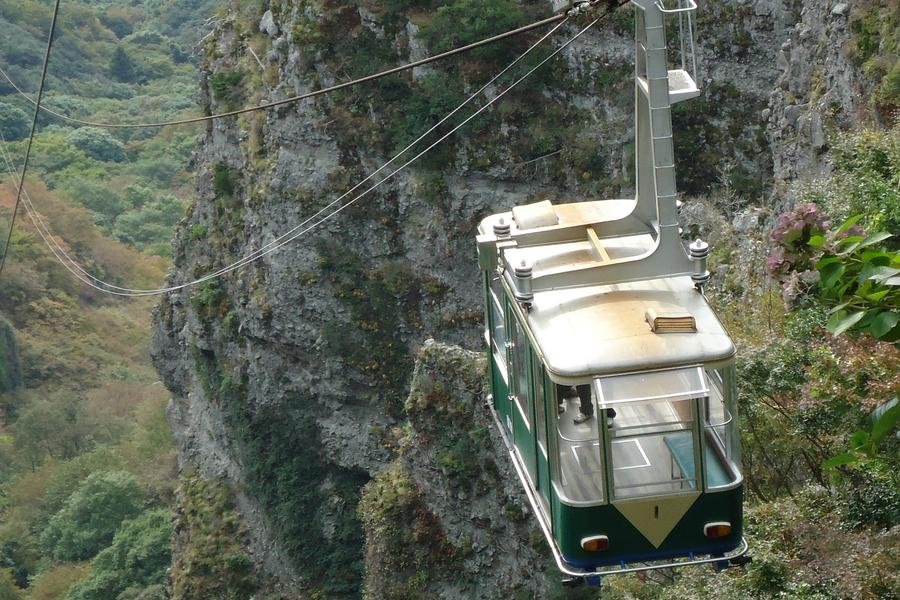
<box><xmin>704</xmin><ymin>522</ymin><xmax>732</xmax><ymax>538</ymax></box>
<box><xmin>580</xmin><ymin>535</ymin><xmax>609</xmax><ymax>552</ymax></box>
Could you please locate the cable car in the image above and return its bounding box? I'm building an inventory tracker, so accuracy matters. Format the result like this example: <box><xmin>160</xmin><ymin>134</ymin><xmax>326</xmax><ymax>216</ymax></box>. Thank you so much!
<box><xmin>475</xmin><ymin>0</ymin><xmax>748</xmax><ymax>583</ymax></box>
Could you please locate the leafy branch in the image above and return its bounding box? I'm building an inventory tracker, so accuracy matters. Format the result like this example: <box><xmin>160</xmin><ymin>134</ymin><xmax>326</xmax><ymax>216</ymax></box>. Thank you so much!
<box><xmin>824</xmin><ymin>398</ymin><xmax>900</xmax><ymax>471</ymax></box>
<box><xmin>767</xmin><ymin>207</ymin><xmax>899</xmax><ymax>342</ymax></box>
<box><xmin>813</xmin><ymin>215</ymin><xmax>900</xmax><ymax>340</ymax></box>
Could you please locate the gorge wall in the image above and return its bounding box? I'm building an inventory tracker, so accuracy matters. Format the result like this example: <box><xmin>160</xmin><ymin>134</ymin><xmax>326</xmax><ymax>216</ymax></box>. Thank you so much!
<box><xmin>150</xmin><ymin>0</ymin><xmax>888</xmax><ymax>597</ymax></box>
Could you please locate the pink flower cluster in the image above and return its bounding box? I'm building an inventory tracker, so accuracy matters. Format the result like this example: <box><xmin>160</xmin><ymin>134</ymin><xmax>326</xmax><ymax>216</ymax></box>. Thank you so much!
<box><xmin>766</xmin><ymin>203</ymin><xmax>830</xmax><ymax>304</ymax></box>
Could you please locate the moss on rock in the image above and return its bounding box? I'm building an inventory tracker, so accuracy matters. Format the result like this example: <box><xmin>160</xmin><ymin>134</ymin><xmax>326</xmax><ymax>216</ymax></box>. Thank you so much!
<box><xmin>170</xmin><ymin>472</ymin><xmax>259</xmax><ymax>600</ymax></box>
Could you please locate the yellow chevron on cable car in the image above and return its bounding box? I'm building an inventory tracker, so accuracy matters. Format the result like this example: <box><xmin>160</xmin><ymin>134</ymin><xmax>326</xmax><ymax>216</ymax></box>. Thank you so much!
<box><xmin>474</xmin><ymin>0</ymin><xmax>749</xmax><ymax>586</ymax></box>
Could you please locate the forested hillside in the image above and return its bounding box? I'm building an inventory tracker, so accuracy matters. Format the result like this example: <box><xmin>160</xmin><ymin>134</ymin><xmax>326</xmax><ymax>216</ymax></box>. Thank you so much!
<box><xmin>0</xmin><ymin>1</ymin><xmax>215</xmax><ymax>599</ymax></box>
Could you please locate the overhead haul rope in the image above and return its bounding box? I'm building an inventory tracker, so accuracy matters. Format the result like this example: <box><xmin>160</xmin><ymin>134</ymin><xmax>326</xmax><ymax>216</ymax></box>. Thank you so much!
<box><xmin>0</xmin><ymin>0</ymin><xmax>61</xmax><ymax>282</ymax></box>
<box><xmin>0</xmin><ymin>2</ymin><xmax>605</xmax><ymax>129</ymax></box>
<box><xmin>0</xmin><ymin>2</ymin><xmax>622</xmax><ymax>297</ymax></box>
<box><xmin>0</xmin><ymin>15</ymin><xmax>573</xmax><ymax>295</ymax></box>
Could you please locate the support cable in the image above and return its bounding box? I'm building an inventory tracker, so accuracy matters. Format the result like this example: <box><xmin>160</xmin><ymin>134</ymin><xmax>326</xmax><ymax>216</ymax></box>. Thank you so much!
<box><xmin>0</xmin><ymin>1</ymin><xmax>622</xmax><ymax>297</ymax></box>
<box><xmin>0</xmin><ymin>133</ymin><xmax>112</xmax><ymax>293</ymax></box>
<box><xmin>0</xmin><ymin>15</ymin><xmax>576</xmax><ymax>296</ymax></box>
<box><xmin>207</xmin><ymin>15</ymin><xmax>605</xmax><ymax>285</ymax></box>
<box><xmin>0</xmin><ymin>0</ymin><xmax>61</xmax><ymax>283</ymax></box>
<box><xmin>0</xmin><ymin>3</ymin><xmax>600</xmax><ymax>129</ymax></box>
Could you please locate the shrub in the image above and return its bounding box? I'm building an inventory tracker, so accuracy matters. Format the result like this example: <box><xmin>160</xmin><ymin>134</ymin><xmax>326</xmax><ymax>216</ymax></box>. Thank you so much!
<box><xmin>834</xmin><ymin>462</ymin><xmax>900</xmax><ymax>529</ymax></box>
<box><xmin>0</xmin><ymin>104</ymin><xmax>29</xmax><ymax>142</ymax></box>
<box><xmin>672</xmin><ymin>81</ymin><xmax>769</xmax><ymax>199</ymax></box>
<box><xmin>210</xmin><ymin>70</ymin><xmax>244</xmax><ymax>109</ymax></box>
<box><xmin>387</xmin><ymin>73</ymin><xmax>465</xmax><ymax>155</ymax></box>
<box><xmin>65</xmin><ymin>128</ymin><xmax>127</xmax><ymax>163</ymax></box>
<box><xmin>191</xmin><ymin>348</ymin><xmax>368</xmax><ymax>596</ymax></box>
<box><xmin>0</xmin><ymin>316</ymin><xmax>22</xmax><ymax>394</ymax></box>
<box><xmin>113</xmin><ymin>194</ymin><xmax>183</xmax><ymax>248</ymax></box>
<box><xmin>827</xmin><ymin>126</ymin><xmax>900</xmax><ymax>236</ymax></box>
<box><xmin>19</xmin><ymin>564</ymin><xmax>90</xmax><ymax>600</ymax></box>
<box><xmin>212</xmin><ymin>163</ymin><xmax>238</xmax><ymax>197</ymax></box>
<box><xmin>0</xmin><ymin>570</ymin><xmax>21</xmax><ymax>600</ymax></box>
<box><xmin>847</xmin><ymin>2</ymin><xmax>900</xmax><ymax>111</ymax></box>
<box><xmin>40</xmin><ymin>471</ymin><xmax>145</xmax><ymax>561</ymax></box>
<box><xmin>100</xmin><ymin>13</ymin><xmax>133</xmax><ymax>39</ymax></box>
<box><xmin>814</xmin><ymin>224</ymin><xmax>899</xmax><ymax>340</ymax></box>
<box><xmin>66</xmin><ymin>509</ymin><xmax>172</xmax><ymax>600</ymax></box>
<box><xmin>765</xmin><ymin>202</ymin><xmax>831</xmax><ymax>304</ymax></box>
<box><xmin>109</xmin><ymin>47</ymin><xmax>136</xmax><ymax>83</ymax></box>
<box><xmin>168</xmin><ymin>472</ymin><xmax>257</xmax><ymax>600</ymax></box>
<box><xmin>190</xmin><ymin>224</ymin><xmax>208</xmax><ymax>240</ymax></box>
<box><xmin>189</xmin><ymin>280</ymin><xmax>227</xmax><ymax>322</ymax></box>
<box><xmin>63</xmin><ymin>179</ymin><xmax>129</xmax><ymax>228</ymax></box>
<box><xmin>382</xmin><ymin>0</ymin><xmax>436</xmax><ymax>12</ymax></box>
<box><xmin>766</xmin><ymin>204</ymin><xmax>899</xmax><ymax>341</ymax></box>
<box><xmin>12</xmin><ymin>395</ymin><xmax>93</xmax><ymax>467</ymax></box>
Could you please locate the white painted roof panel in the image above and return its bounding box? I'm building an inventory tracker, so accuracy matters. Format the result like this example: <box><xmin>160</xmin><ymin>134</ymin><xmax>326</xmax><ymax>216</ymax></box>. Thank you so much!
<box><xmin>527</xmin><ymin>276</ymin><xmax>734</xmax><ymax>380</ymax></box>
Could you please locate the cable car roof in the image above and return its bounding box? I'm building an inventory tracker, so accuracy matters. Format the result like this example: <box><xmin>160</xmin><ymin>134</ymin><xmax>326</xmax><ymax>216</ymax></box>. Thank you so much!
<box><xmin>525</xmin><ymin>275</ymin><xmax>734</xmax><ymax>380</ymax></box>
<box><xmin>477</xmin><ymin>198</ymin><xmax>734</xmax><ymax>381</ymax></box>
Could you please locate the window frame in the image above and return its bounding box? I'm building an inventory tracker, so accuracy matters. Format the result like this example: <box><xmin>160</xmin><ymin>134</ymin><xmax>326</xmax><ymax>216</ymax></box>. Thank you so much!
<box><xmin>510</xmin><ymin>316</ymin><xmax>531</xmax><ymax>432</ymax></box>
<box><xmin>488</xmin><ymin>275</ymin><xmax>508</xmax><ymax>380</ymax></box>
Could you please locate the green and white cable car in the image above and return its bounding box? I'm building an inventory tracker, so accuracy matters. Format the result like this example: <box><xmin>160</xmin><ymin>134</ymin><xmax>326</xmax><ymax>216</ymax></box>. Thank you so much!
<box><xmin>475</xmin><ymin>0</ymin><xmax>748</xmax><ymax>583</ymax></box>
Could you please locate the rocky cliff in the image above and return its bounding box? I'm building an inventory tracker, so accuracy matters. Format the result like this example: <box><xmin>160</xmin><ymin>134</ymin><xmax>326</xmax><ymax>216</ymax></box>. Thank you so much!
<box><xmin>151</xmin><ymin>0</ymin><xmax>889</xmax><ymax>597</ymax></box>
<box><xmin>359</xmin><ymin>340</ymin><xmax>559</xmax><ymax>600</ymax></box>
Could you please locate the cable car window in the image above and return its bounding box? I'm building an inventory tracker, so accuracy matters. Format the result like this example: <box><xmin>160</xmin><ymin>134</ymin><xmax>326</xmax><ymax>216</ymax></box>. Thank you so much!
<box><xmin>489</xmin><ymin>276</ymin><xmax>507</xmax><ymax>369</ymax></box>
<box><xmin>534</xmin><ymin>361</ymin><xmax>548</xmax><ymax>459</ymax></box>
<box><xmin>510</xmin><ymin>318</ymin><xmax>531</xmax><ymax>431</ymax></box>
<box><xmin>555</xmin><ymin>384</ymin><xmax>604</xmax><ymax>504</ymax></box>
<box><xmin>597</xmin><ymin>368</ymin><xmax>704</xmax><ymax>499</ymax></box>
<box><xmin>704</xmin><ymin>367</ymin><xmax>740</xmax><ymax>488</ymax></box>
<box><xmin>598</xmin><ymin>367</ymin><xmax>707</xmax><ymax>405</ymax></box>
<box><xmin>608</xmin><ymin>397</ymin><xmax>696</xmax><ymax>498</ymax></box>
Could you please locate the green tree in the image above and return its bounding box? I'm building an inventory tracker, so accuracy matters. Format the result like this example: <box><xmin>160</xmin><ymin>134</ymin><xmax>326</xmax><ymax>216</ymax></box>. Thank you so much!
<box><xmin>12</xmin><ymin>395</ymin><xmax>92</xmax><ymax>467</ymax></box>
<box><xmin>0</xmin><ymin>569</ymin><xmax>22</xmax><ymax>600</ymax></box>
<box><xmin>66</xmin><ymin>509</ymin><xmax>171</xmax><ymax>600</ymax></box>
<box><xmin>0</xmin><ymin>316</ymin><xmax>22</xmax><ymax>394</ymax></box>
<box><xmin>0</xmin><ymin>104</ymin><xmax>29</xmax><ymax>142</ymax></box>
<box><xmin>101</xmin><ymin>14</ymin><xmax>133</xmax><ymax>39</ymax></box>
<box><xmin>64</xmin><ymin>180</ymin><xmax>129</xmax><ymax>229</ymax></box>
<box><xmin>123</xmin><ymin>184</ymin><xmax>156</xmax><ymax>207</ymax></box>
<box><xmin>109</xmin><ymin>47</ymin><xmax>136</xmax><ymax>82</ymax></box>
<box><xmin>40</xmin><ymin>471</ymin><xmax>145</xmax><ymax>562</ymax></box>
<box><xmin>113</xmin><ymin>194</ymin><xmax>183</xmax><ymax>248</ymax></box>
<box><xmin>65</xmin><ymin>128</ymin><xmax>127</xmax><ymax>163</ymax></box>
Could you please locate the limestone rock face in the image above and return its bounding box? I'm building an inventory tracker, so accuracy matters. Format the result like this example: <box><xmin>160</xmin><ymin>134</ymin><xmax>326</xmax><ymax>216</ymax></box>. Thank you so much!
<box><xmin>360</xmin><ymin>341</ymin><xmax>555</xmax><ymax>599</ymax></box>
<box><xmin>151</xmin><ymin>0</ymin><xmax>879</xmax><ymax>595</ymax></box>
<box><xmin>766</xmin><ymin>0</ymin><xmax>875</xmax><ymax>206</ymax></box>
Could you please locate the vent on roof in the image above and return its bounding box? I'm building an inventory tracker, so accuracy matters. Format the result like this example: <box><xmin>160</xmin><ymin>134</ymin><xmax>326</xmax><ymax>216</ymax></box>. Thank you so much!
<box><xmin>646</xmin><ymin>309</ymin><xmax>696</xmax><ymax>333</ymax></box>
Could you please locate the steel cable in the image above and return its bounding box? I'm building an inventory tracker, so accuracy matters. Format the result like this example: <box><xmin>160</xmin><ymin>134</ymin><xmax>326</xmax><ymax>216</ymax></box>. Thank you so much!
<box><xmin>0</xmin><ymin>14</ymin><xmax>586</xmax><ymax>296</ymax></box>
<box><xmin>0</xmin><ymin>0</ymin><xmax>62</xmax><ymax>282</ymax></box>
<box><xmin>0</xmin><ymin>0</ymin><xmax>623</xmax><ymax>297</ymax></box>
<box><xmin>0</xmin><ymin>3</ymin><xmax>602</xmax><ymax>129</ymax></box>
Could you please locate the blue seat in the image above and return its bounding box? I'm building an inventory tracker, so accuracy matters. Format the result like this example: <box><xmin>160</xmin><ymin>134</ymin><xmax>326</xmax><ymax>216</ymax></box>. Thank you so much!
<box><xmin>663</xmin><ymin>431</ymin><xmax>730</xmax><ymax>489</ymax></box>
